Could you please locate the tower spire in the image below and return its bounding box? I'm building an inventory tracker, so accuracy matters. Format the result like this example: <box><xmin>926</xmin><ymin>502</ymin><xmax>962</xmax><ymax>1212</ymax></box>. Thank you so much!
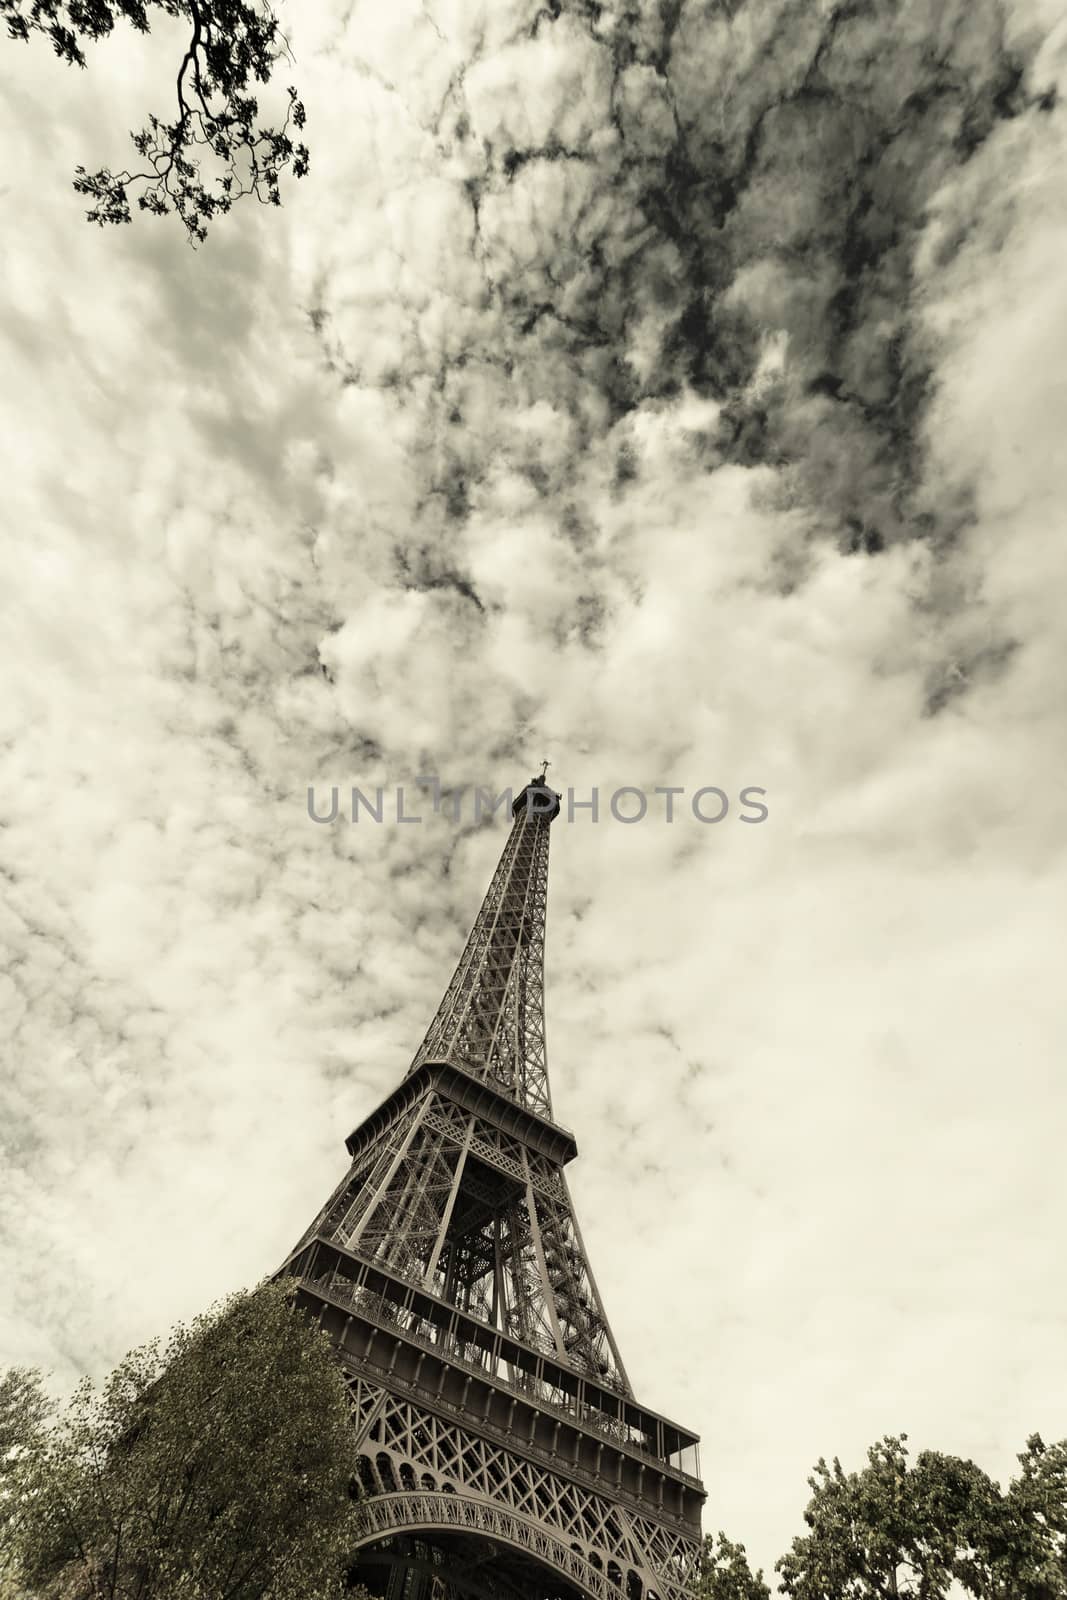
<box><xmin>408</xmin><ymin>772</ymin><xmax>562</xmax><ymax>1118</ymax></box>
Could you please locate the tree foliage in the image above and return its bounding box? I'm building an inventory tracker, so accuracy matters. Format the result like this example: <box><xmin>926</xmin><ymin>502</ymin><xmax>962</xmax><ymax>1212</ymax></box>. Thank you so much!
<box><xmin>694</xmin><ymin>1532</ymin><xmax>771</xmax><ymax>1600</ymax></box>
<box><xmin>0</xmin><ymin>1282</ymin><xmax>367</xmax><ymax>1600</ymax></box>
<box><xmin>2</xmin><ymin>0</ymin><xmax>308</xmax><ymax>242</ymax></box>
<box><xmin>775</xmin><ymin>1433</ymin><xmax>1067</xmax><ymax>1600</ymax></box>
<box><xmin>0</xmin><ymin>1366</ymin><xmax>52</xmax><ymax>1562</ymax></box>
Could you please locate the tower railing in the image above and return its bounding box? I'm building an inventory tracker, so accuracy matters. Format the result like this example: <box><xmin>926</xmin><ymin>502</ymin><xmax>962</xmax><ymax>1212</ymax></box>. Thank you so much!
<box><xmin>304</xmin><ymin>1268</ymin><xmax>702</xmax><ymax>1492</ymax></box>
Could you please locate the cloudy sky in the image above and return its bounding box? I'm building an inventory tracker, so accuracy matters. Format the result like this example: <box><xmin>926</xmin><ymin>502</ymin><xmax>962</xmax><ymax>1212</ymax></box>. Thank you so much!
<box><xmin>2</xmin><ymin>0</ymin><xmax>1066</xmax><ymax>1579</ymax></box>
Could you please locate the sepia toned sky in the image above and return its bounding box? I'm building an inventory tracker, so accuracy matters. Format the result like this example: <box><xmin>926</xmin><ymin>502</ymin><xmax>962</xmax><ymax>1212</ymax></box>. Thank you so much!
<box><xmin>2</xmin><ymin>0</ymin><xmax>1066</xmax><ymax>1579</ymax></box>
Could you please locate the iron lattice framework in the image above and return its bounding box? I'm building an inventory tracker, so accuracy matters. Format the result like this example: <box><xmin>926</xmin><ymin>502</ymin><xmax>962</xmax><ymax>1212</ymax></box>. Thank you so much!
<box><xmin>408</xmin><ymin>789</ymin><xmax>554</xmax><ymax>1117</ymax></box>
<box><xmin>281</xmin><ymin>777</ymin><xmax>705</xmax><ymax>1600</ymax></box>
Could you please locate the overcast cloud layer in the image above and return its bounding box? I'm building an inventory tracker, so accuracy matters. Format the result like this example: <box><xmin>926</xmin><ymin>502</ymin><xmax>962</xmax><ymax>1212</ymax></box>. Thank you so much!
<box><xmin>2</xmin><ymin>0</ymin><xmax>1066</xmax><ymax>1578</ymax></box>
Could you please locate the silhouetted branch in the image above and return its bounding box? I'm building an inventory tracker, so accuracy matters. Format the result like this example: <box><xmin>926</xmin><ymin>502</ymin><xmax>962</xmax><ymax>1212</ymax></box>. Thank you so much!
<box><xmin>2</xmin><ymin>0</ymin><xmax>308</xmax><ymax>241</ymax></box>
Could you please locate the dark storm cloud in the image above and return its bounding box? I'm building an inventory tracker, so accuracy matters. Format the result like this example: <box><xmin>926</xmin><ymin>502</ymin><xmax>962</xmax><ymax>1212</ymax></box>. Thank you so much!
<box><xmin>293</xmin><ymin>0</ymin><xmax>1056</xmax><ymax>732</ymax></box>
<box><xmin>335</xmin><ymin>0</ymin><xmax>1041</xmax><ymax>567</ymax></box>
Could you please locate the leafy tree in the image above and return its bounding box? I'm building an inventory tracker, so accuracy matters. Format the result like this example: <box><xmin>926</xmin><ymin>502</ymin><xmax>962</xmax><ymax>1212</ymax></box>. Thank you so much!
<box><xmin>0</xmin><ymin>1281</ymin><xmax>368</xmax><ymax>1600</ymax></box>
<box><xmin>994</xmin><ymin>1436</ymin><xmax>1067</xmax><ymax>1600</ymax></box>
<box><xmin>2</xmin><ymin>0</ymin><xmax>308</xmax><ymax>242</ymax></box>
<box><xmin>0</xmin><ymin>1366</ymin><xmax>52</xmax><ymax>1569</ymax></box>
<box><xmin>0</xmin><ymin>1366</ymin><xmax>51</xmax><ymax>1469</ymax></box>
<box><xmin>694</xmin><ymin>1532</ymin><xmax>771</xmax><ymax>1600</ymax></box>
<box><xmin>775</xmin><ymin>1433</ymin><xmax>1067</xmax><ymax>1600</ymax></box>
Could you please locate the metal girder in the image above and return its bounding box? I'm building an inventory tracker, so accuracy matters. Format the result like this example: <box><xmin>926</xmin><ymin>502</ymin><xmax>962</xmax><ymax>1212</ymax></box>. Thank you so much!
<box><xmin>308</xmin><ymin>1088</ymin><xmax>630</xmax><ymax>1395</ymax></box>
<box><xmin>348</xmin><ymin>1383</ymin><xmax>697</xmax><ymax>1600</ymax></box>
<box><xmin>407</xmin><ymin>783</ymin><xmax>555</xmax><ymax>1117</ymax></box>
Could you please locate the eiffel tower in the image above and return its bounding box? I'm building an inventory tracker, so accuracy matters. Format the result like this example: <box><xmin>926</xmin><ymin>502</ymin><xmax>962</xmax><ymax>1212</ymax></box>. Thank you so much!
<box><xmin>279</xmin><ymin>773</ymin><xmax>705</xmax><ymax>1600</ymax></box>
